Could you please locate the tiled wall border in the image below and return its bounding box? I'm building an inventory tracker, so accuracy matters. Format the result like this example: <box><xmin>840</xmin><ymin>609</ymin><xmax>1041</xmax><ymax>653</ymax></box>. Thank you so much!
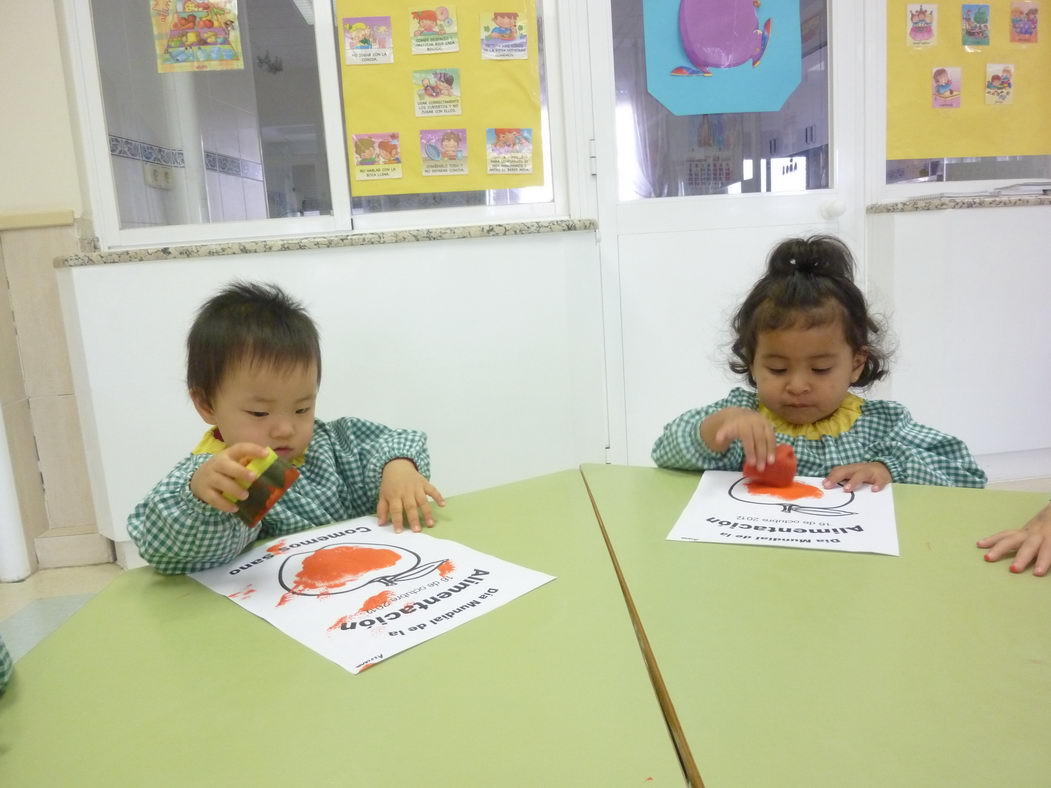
<box><xmin>108</xmin><ymin>135</ymin><xmax>263</xmax><ymax>181</ymax></box>
<box><xmin>109</xmin><ymin>135</ymin><xmax>184</xmax><ymax>168</ymax></box>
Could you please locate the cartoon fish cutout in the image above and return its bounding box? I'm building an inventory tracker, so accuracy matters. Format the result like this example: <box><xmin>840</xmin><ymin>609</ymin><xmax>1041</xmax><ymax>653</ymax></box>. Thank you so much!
<box><xmin>672</xmin><ymin>0</ymin><xmax>772</xmax><ymax>77</ymax></box>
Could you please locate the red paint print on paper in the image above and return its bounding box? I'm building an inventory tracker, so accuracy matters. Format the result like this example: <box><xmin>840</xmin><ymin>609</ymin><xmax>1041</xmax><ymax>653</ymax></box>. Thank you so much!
<box><xmin>296</xmin><ymin>545</ymin><xmax>401</xmax><ymax>592</ymax></box>
<box><xmin>745</xmin><ymin>480</ymin><xmax>824</xmax><ymax>501</ymax></box>
<box><xmin>266</xmin><ymin>539</ymin><xmax>288</xmax><ymax>555</ymax></box>
<box><xmin>438</xmin><ymin>559</ymin><xmax>455</xmax><ymax>577</ymax></box>
<box><xmin>227</xmin><ymin>585</ymin><xmax>257</xmax><ymax>600</ymax></box>
<box><xmin>358</xmin><ymin>589</ymin><xmax>394</xmax><ymax>613</ymax></box>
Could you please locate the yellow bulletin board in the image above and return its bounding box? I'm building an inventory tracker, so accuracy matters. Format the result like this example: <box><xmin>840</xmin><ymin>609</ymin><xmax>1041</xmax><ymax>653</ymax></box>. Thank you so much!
<box><xmin>335</xmin><ymin>2</ymin><xmax>543</xmax><ymax>196</ymax></box>
<box><xmin>887</xmin><ymin>0</ymin><xmax>1050</xmax><ymax>159</ymax></box>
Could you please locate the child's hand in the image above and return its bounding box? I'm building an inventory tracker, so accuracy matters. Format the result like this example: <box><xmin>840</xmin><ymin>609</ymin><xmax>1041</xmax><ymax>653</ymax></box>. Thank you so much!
<box><xmin>189</xmin><ymin>443</ymin><xmax>269</xmax><ymax>513</ymax></box>
<box><xmin>701</xmin><ymin>407</ymin><xmax>776</xmax><ymax>469</ymax></box>
<box><xmin>977</xmin><ymin>503</ymin><xmax>1051</xmax><ymax>576</ymax></box>
<box><xmin>824</xmin><ymin>462</ymin><xmax>891</xmax><ymax>492</ymax></box>
<box><xmin>377</xmin><ymin>459</ymin><xmax>445</xmax><ymax>534</ymax></box>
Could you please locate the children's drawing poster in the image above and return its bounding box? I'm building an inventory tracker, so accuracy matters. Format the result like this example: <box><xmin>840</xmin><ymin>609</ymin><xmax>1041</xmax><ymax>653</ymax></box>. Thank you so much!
<box><xmin>343</xmin><ymin>16</ymin><xmax>394</xmax><ymax>64</ymax></box>
<box><xmin>352</xmin><ymin>133</ymin><xmax>403</xmax><ymax>180</ymax></box>
<box><xmin>486</xmin><ymin>128</ymin><xmax>533</xmax><ymax>173</ymax></box>
<box><xmin>482</xmin><ymin>10</ymin><xmax>529</xmax><ymax>59</ymax></box>
<box><xmin>887</xmin><ymin>0</ymin><xmax>1051</xmax><ymax>158</ymax></box>
<box><xmin>414</xmin><ymin>69</ymin><xmax>463</xmax><ymax>115</ymax></box>
<box><xmin>191</xmin><ymin>517</ymin><xmax>555</xmax><ymax>674</ymax></box>
<box><xmin>985</xmin><ymin>63</ymin><xmax>1015</xmax><ymax>102</ymax></box>
<box><xmin>962</xmin><ymin>4</ymin><xmax>992</xmax><ymax>46</ymax></box>
<box><xmin>932</xmin><ymin>66</ymin><xmax>962</xmax><ymax>106</ymax></box>
<box><xmin>907</xmin><ymin>4</ymin><xmax>938</xmax><ymax>46</ymax></box>
<box><xmin>667</xmin><ymin>471</ymin><xmax>899</xmax><ymax>556</ymax></box>
<box><xmin>335</xmin><ymin>0</ymin><xmax>543</xmax><ymax>196</ymax></box>
<box><xmin>151</xmin><ymin>0</ymin><xmax>243</xmax><ymax>73</ymax></box>
<box><xmin>421</xmin><ymin>128</ymin><xmax>469</xmax><ymax>175</ymax></box>
<box><xmin>410</xmin><ymin>7</ymin><xmax>460</xmax><ymax>53</ymax></box>
<box><xmin>1011</xmin><ymin>1</ymin><xmax>1040</xmax><ymax>41</ymax></box>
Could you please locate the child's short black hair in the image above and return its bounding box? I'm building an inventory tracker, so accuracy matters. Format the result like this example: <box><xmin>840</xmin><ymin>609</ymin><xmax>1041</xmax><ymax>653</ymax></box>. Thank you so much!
<box><xmin>729</xmin><ymin>235</ymin><xmax>889</xmax><ymax>387</ymax></box>
<box><xmin>187</xmin><ymin>281</ymin><xmax>321</xmax><ymax>405</ymax></box>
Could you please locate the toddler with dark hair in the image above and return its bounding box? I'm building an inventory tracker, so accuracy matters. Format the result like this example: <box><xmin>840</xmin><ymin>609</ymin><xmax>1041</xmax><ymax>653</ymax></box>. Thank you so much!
<box><xmin>652</xmin><ymin>235</ymin><xmax>986</xmax><ymax>490</ymax></box>
<box><xmin>128</xmin><ymin>282</ymin><xmax>443</xmax><ymax>574</ymax></box>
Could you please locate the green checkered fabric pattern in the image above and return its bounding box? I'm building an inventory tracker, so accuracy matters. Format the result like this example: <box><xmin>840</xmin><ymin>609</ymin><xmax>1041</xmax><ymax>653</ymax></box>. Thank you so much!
<box><xmin>128</xmin><ymin>417</ymin><xmax>431</xmax><ymax>574</ymax></box>
<box><xmin>0</xmin><ymin>634</ymin><xmax>11</xmax><ymax>694</ymax></box>
<box><xmin>652</xmin><ymin>387</ymin><xmax>987</xmax><ymax>488</ymax></box>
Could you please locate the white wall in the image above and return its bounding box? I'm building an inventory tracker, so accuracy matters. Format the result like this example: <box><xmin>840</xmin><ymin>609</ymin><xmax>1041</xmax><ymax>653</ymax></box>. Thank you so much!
<box><xmin>868</xmin><ymin>206</ymin><xmax>1051</xmax><ymax>478</ymax></box>
<box><xmin>59</xmin><ymin>230</ymin><xmax>607</xmax><ymax>549</ymax></box>
<box><xmin>0</xmin><ymin>1</ymin><xmax>82</xmax><ymax>216</ymax></box>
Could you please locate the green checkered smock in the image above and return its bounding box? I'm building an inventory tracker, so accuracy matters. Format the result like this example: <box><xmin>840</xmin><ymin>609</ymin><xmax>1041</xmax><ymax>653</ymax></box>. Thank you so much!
<box><xmin>0</xmin><ymin>634</ymin><xmax>11</xmax><ymax>694</ymax></box>
<box><xmin>652</xmin><ymin>387</ymin><xmax>987</xmax><ymax>488</ymax></box>
<box><xmin>128</xmin><ymin>417</ymin><xmax>431</xmax><ymax>574</ymax></box>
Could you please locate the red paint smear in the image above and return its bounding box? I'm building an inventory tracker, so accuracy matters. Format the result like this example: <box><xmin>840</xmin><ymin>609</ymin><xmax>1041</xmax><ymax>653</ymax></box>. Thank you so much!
<box><xmin>328</xmin><ymin>614</ymin><xmax>353</xmax><ymax>632</ymax></box>
<box><xmin>438</xmin><ymin>560</ymin><xmax>455</xmax><ymax>577</ymax></box>
<box><xmin>357</xmin><ymin>589</ymin><xmax>394</xmax><ymax>614</ymax></box>
<box><xmin>358</xmin><ymin>662</ymin><xmax>376</xmax><ymax>672</ymax></box>
<box><xmin>277</xmin><ymin>545</ymin><xmax>402</xmax><ymax>608</ymax></box>
<box><xmin>745</xmin><ymin>480</ymin><xmax>824</xmax><ymax>501</ymax></box>
<box><xmin>228</xmin><ymin>585</ymin><xmax>256</xmax><ymax>600</ymax></box>
<box><xmin>293</xmin><ymin>545</ymin><xmax>401</xmax><ymax>592</ymax></box>
<box><xmin>266</xmin><ymin>539</ymin><xmax>288</xmax><ymax>555</ymax></box>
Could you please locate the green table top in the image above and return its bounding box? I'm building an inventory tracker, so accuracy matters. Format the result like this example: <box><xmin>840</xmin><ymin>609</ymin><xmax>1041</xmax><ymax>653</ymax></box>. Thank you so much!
<box><xmin>580</xmin><ymin>464</ymin><xmax>1051</xmax><ymax>788</ymax></box>
<box><xmin>0</xmin><ymin>470</ymin><xmax>684</xmax><ymax>787</ymax></box>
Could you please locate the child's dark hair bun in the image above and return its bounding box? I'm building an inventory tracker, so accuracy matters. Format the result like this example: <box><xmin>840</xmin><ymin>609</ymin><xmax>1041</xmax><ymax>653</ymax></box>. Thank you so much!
<box><xmin>767</xmin><ymin>235</ymin><xmax>854</xmax><ymax>280</ymax></box>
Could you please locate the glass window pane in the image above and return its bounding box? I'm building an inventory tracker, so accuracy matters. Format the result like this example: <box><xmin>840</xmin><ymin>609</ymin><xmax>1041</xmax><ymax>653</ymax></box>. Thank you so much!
<box><xmin>92</xmin><ymin>0</ymin><xmax>330</xmax><ymax>227</ymax></box>
<box><xmin>347</xmin><ymin>2</ymin><xmax>553</xmax><ymax>216</ymax></box>
<box><xmin>612</xmin><ymin>0</ymin><xmax>829</xmax><ymax>200</ymax></box>
<box><xmin>887</xmin><ymin>155</ymin><xmax>1051</xmax><ymax>184</ymax></box>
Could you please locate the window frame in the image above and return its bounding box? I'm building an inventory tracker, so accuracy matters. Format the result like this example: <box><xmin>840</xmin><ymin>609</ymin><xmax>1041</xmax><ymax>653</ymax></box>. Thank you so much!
<box><xmin>61</xmin><ymin>0</ymin><xmax>578</xmax><ymax>250</ymax></box>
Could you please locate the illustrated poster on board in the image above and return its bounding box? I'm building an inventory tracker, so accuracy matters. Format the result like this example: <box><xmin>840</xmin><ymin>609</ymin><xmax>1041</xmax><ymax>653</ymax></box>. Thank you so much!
<box><xmin>486</xmin><ymin>128</ymin><xmax>533</xmax><ymax>173</ymax></box>
<box><xmin>932</xmin><ymin>65</ymin><xmax>962</xmax><ymax>107</ymax></box>
<box><xmin>343</xmin><ymin>16</ymin><xmax>394</xmax><ymax>64</ymax></box>
<box><xmin>963</xmin><ymin>4</ymin><xmax>992</xmax><ymax>45</ymax></box>
<box><xmin>413</xmin><ymin>69</ymin><xmax>463</xmax><ymax>116</ymax></box>
<box><xmin>352</xmin><ymin>133</ymin><xmax>403</xmax><ymax>180</ymax></box>
<box><xmin>986</xmin><ymin>63</ymin><xmax>1015</xmax><ymax>102</ymax></box>
<box><xmin>191</xmin><ymin>517</ymin><xmax>556</xmax><ymax>674</ymax></box>
<box><xmin>481</xmin><ymin>10</ymin><xmax>529</xmax><ymax>59</ymax></box>
<box><xmin>420</xmin><ymin>128</ymin><xmax>469</xmax><ymax>175</ymax></box>
<box><xmin>1010</xmin><ymin>1</ymin><xmax>1039</xmax><ymax>42</ymax></box>
<box><xmin>907</xmin><ymin>4</ymin><xmax>938</xmax><ymax>46</ymax></box>
<box><xmin>411</xmin><ymin>7</ymin><xmax>460</xmax><ymax>53</ymax></box>
<box><xmin>151</xmin><ymin>0</ymin><xmax>244</xmax><ymax>73</ymax></box>
<box><xmin>666</xmin><ymin>471</ymin><xmax>900</xmax><ymax>556</ymax></box>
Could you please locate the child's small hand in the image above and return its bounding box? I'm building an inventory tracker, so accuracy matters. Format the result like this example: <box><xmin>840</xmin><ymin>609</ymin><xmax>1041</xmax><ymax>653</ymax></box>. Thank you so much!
<box><xmin>189</xmin><ymin>443</ymin><xmax>269</xmax><ymax>513</ymax></box>
<box><xmin>702</xmin><ymin>407</ymin><xmax>776</xmax><ymax>469</ymax></box>
<box><xmin>377</xmin><ymin>458</ymin><xmax>445</xmax><ymax>534</ymax></box>
<box><xmin>824</xmin><ymin>462</ymin><xmax>891</xmax><ymax>492</ymax></box>
<box><xmin>977</xmin><ymin>503</ymin><xmax>1051</xmax><ymax>576</ymax></box>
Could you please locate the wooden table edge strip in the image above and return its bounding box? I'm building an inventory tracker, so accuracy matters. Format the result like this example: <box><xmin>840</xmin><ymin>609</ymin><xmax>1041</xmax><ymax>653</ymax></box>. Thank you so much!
<box><xmin>579</xmin><ymin>468</ymin><xmax>704</xmax><ymax>788</ymax></box>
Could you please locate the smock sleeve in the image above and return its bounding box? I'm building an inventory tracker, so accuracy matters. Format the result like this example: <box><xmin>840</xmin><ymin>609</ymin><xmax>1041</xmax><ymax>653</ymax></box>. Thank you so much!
<box><xmin>651</xmin><ymin>388</ymin><xmax>759</xmax><ymax>472</ymax></box>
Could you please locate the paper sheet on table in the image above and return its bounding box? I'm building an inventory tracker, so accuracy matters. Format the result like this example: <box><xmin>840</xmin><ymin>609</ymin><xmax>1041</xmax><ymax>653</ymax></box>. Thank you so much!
<box><xmin>192</xmin><ymin>517</ymin><xmax>555</xmax><ymax>673</ymax></box>
<box><xmin>667</xmin><ymin>471</ymin><xmax>899</xmax><ymax>556</ymax></box>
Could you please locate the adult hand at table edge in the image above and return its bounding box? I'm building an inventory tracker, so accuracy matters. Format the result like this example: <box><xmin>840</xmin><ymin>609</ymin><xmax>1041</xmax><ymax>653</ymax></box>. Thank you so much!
<box><xmin>977</xmin><ymin>502</ymin><xmax>1051</xmax><ymax>576</ymax></box>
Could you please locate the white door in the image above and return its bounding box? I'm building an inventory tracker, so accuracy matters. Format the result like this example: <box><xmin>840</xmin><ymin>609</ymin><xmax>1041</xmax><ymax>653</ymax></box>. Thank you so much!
<box><xmin>587</xmin><ymin>0</ymin><xmax>867</xmax><ymax>464</ymax></box>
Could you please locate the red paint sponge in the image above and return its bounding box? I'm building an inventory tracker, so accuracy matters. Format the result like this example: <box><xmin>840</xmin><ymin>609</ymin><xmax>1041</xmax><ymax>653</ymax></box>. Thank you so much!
<box><xmin>743</xmin><ymin>443</ymin><xmax>797</xmax><ymax>487</ymax></box>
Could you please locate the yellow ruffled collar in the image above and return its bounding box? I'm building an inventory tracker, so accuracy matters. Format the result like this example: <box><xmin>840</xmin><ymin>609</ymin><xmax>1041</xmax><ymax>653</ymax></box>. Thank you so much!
<box><xmin>758</xmin><ymin>393</ymin><xmax>864</xmax><ymax>439</ymax></box>
<box><xmin>192</xmin><ymin>427</ymin><xmax>306</xmax><ymax>467</ymax></box>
